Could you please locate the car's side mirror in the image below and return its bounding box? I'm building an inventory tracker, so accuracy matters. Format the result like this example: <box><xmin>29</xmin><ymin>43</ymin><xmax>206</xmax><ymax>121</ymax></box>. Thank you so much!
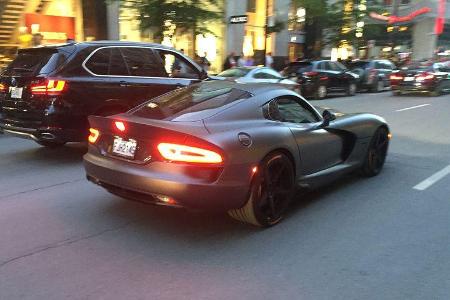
<box><xmin>321</xmin><ymin>109</ymin><xmax>336</xmax><ymax>127</ymax></box>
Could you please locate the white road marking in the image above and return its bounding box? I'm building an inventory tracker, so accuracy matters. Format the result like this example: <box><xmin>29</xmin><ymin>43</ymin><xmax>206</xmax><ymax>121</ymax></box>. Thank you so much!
<box><xmin>396</xmin><ymin>104</ymin><xmax>431</xmax><ymax>112</ymax></box>
<box><xmin>413</xmin><ymin>165</ymin><xmax>450</xmax><ymax>191</ymax></box>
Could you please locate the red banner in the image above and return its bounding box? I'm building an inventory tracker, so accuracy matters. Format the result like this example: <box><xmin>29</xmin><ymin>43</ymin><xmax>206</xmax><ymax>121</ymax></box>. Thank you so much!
<box><xmin>369</xmin><ymin>7</ymin><xmax>432</xmax><ymax>24</ymax></box>
<box><xmin>25</xmin><ymin>14</ymin><xmax>75</xmax><ymax>43</ymax></box>
<box><xmin>435</xmin><ymin>0</ymin><xmax>446</xmax><ymax>35</ymax></box>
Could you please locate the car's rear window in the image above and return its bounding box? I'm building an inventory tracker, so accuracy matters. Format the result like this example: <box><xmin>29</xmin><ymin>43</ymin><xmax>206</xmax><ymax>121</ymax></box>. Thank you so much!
<box><xmin>3</xmin><ymin>49</ymin><xmax>66</xmax><ymax>76</ymax></box>
<box><xmin>131</xmin><ymin>82</ymin><xmax>252</xmax><ymax>121</ymax></box>
<box><xmin>284</xmin><ymin>62</ymin><xmax>312</xmax><ymax>74</ymax></box>
<box><xmin>217</xmin><ymin>68</ymin><xmax>251</xmax><ymax>78</ymax></box>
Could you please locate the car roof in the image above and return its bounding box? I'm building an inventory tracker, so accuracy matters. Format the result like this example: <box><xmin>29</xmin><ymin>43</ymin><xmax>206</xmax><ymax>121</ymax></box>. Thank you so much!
<box><xmin>21</xmin><ymin>41</ymin><xmax>177</xmax><ymax>51</ymax></box>
<box><xmin>202</xmin><ymin>80</ymin><xmax>290</xmax><ymax>95</ymax></box>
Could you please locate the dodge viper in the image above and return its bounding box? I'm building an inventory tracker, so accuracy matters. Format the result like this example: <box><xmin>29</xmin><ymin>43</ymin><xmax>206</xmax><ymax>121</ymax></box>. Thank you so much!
<box><xmin>84</xmin><ymin>81</ymin><xmax>390</xmax><ymax>226</ymax></box>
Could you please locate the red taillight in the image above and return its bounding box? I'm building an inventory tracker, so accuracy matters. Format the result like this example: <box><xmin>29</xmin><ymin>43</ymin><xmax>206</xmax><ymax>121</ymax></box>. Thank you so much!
<box><xmin>157</xmin><ymin>142</ymin><xmax>223</xmax><ymax>164</ymax></box>
<box><xmin>390</xmin><ymin>74</ymin><xmax>403</xmax><ymax>81</ymax></box>
<box><xmin>115</xmin><ymin>121</ymin><xmax>126</xmax><ymax>132</ymax></box>
<box><xmin>88</xmin><ymin>128</ymin><xmax>100</xmax><ymax>144</ymax></box>
<box><xmin>304</xmin><ymin>71</ymin><xmax>318</xmax><ymax>77</ymax></box>
<box><xmin>415</xmin><ymin>72</ymin><xmax>435</xmax><ymax>81</ymax></box>
<box><xmin>31</xmin><ymin>79</ymin><xmax>67</xmax><ymax>96</ymax></box>
<box><xmin>0</xmin><ymin>83</ymin><xmax>7</xmax><ymax>93</ymax></box>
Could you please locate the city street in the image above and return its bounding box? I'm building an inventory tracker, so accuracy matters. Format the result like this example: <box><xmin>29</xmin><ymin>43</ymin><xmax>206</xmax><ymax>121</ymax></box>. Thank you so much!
<box><xmin>0</xmin><ymin>91</ymin><xmax>449</xmax><ymax>299</ymax></box>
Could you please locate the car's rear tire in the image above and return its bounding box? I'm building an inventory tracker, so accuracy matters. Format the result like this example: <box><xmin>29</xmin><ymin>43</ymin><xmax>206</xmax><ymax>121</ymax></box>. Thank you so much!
<box><xmin>347</xmin><ymin>83</ymin><xmax>357</xmax><ymax>96</ymax></box>
<box><xmin>360</xmin><ymin>127</ymin><xmax>389</xmax><ymax>177</ymax></box>
<box><xmin>36</xmin><ymin>140</ymin><xmax>66</xmax><ymax>148</ymax></box>
<box><xmin>228</xmin><ymin>152</ymin><xmax>295</xmax><ymax>227</ymax></box>
<box><xmin>371</xmin><ymin>79</ymin><xmax>384</xmax><ymax>93</ymax></box>
<box><xmin>314</xmin><ymin>85</ymin><xmax>327</xmax><ymax>99</ymax></box>
<box><xmin>429</xmin><ymin>85</ymin><xmax>442</xmax><ymax>97</ymax></box>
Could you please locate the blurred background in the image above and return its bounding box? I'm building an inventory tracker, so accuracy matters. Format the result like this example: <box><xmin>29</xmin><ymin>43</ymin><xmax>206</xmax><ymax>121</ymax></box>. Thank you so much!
<box><xmin>1</xmin><ymin>0</ymin><xmax>450</xmax><ymax>73</ymax></box>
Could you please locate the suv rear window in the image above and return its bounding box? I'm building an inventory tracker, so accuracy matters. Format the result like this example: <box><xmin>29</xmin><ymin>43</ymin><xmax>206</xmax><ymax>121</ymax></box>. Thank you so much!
<box><xmin>3</xmin><ymin>49</ymin><xmax>65</xmax><ymax>76</ymax></box>
<box><xmin>131</xmin><ymin>82</ymin><xmax>252</xmax><ymax>121</ymax></box>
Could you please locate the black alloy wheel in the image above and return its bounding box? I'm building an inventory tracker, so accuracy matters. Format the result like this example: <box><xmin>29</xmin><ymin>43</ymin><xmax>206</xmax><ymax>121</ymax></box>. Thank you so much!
<box><xmin>347</xmin><ymin>83</ymin><xmax>357</xmax><ymax>96</ymax></box>
<box><xmin>371</xmin><ymin>78</ymin><xmax>384</xmax><ymax>93</ymax></box>
<box><xmin>314</xmin><ymin>85</ymin><xmax>327</xmax><ymax>99</ymax></box>
<box><xmin>361</xmin><ymin>127</ymin><xmax>389</xmax><ymax>177</ymax></box>
<box><xmin>228</xmin><ymin>152</ymin><xmax>295</xmax><ymax>227</ymax></box>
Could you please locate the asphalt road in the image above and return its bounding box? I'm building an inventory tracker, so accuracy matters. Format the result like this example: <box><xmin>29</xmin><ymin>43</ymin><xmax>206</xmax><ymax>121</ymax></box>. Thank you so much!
<box><xmin>0</xmin><ymin>91</ymin><xmax>449</xmax><ymax>300</ymax></box>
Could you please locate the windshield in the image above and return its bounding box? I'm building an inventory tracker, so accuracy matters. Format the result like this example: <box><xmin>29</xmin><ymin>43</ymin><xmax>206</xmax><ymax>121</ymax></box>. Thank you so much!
<box><xmin>217</xmin><ymin>68</ymin><xmax>251</xmax><ymax>78</ymax></box>
<box><xmin>131</xmin><ymin>82</ymin><xmax>252</xmax><ymax>121</ymax></box>
<box><xmin>348</xmin><ymin>61</ymin><xmax>371</xmax><ymax>69</ymax></box>
<box><xmin>284</xmin><ymin>62</ymin><xmax>312</xmax><ymax>74</ymax></box>
<box><xmin>3</xmin><ymin>49</ymin><xmax>65</xmax><ymax>76</ymax></box>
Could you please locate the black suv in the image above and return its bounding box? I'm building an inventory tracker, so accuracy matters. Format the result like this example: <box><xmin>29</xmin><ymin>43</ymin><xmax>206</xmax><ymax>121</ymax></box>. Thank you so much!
<box><xmin>282</xmin><ymin>60</ymin><xmax>358</xmax><ymax>99</ymax></box>
<box><xmin>347</xmin><ymin>59</ymin><xmax>396</xmax><ymax>92</ymax></box>
<box><xmin>0</xmin><ymin>41</ymin><xmax>206</xmax><ymax>147</ymax></box>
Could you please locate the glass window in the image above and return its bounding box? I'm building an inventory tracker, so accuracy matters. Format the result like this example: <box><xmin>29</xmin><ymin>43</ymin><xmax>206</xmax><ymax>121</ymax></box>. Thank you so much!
<box><xmin>330</xmin><ymin>61</ymin><xmax>346</xmax><ymax>71</ymax></box>
<box><xmin>268</xmin><ymin>97</ymin><xmax>319</xmax><ymax>123</ymax></box>
<box><xmin>120</xmin><ymin>47</ymin><xmax>164</xmax><ymax>77</ymax></box>
<box><xmin>253</xmin><ymin>69</ymin><xmax>281</xmax><ymax>79</ymax></box>
<box><xmin>85</xmin><ymin>48</ymin><xmax>111</xmax><ymax>75</ymax></box>
<box><xmin>349</xmin><ymin>61</ymin><xmax>371</xmax><ymax>70</ymax></box>
<box><xmin>3</xmin><ymin>50</ymin><xmax>64</xmax><ymax>76</ymax></box>
<box><xmin>131</xmin><ymin>82</ymin><xmax>252</xmax><ymax>120</ymax></box>
<box><xmin>217</xmin><ymin>68</ymin><xmax>251</xmax><ymax>78</ymax></box>
<box><xmin>156</xmin><ymin>50</ymin><xmax>200</xmax><ymax>79</ymax></box>
<box><xmin>284</xmin><ymin>62</ymin><xmax>312</xmax><ymax>74</ymax></box>
<box><xmin>317</xmin><ymin>62</ymin><xmax>327</xmax><ymax>70</ymax></box>
<box><xmin>109</xmin><ymin>48</ymin><xmax>129</xmax><ymax>76</ymax></box>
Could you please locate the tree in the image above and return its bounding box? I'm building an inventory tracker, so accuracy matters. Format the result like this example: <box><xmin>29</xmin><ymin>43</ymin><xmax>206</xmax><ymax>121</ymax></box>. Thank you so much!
<box><xmin>108</xmin><ymin>0</ymin><xmax>223</xmax><ymax>51</ymax></box>
<box><xmin>291</xmin><ymin>0</ymin><xmax>328</xmax><ymax>58</ymax></box>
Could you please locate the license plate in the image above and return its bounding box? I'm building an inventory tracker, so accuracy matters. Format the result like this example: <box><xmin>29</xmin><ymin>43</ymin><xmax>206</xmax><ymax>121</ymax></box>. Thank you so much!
<box><xmin>404</xmin><ymin>77</ymin><xmax>414</xmax><ymax>82</ymax></box>
<box><xmin>9</xmin><ymin>87</ymin><xmax>23</xmax><ymax>99</ymax></box>
<box><xmin>112</xmin><ymin>137</ymin><xmax>137</xmax><ymax>159</ymax></box>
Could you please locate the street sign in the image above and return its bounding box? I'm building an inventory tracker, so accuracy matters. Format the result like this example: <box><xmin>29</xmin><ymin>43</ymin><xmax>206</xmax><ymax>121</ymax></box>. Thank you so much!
<box><xmin>229</xmin><ymin>15</ymin><xmax>248</xmax><ymax>24</ymax></box>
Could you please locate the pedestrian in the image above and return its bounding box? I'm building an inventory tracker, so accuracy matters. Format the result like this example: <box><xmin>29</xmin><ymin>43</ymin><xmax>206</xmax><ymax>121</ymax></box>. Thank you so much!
<box><xmin>237</xmin><ymin>53</ymin><xmax>246</xmax><ymax>67</ymax></box>
<box><xmin>265</xmin><ymin>52</ymin><xmax>274</xmax><ymax>68</ymax></box>
<box><xmin>198</xmin><ymin>52</ymin><xmax>211</xmax><ymax>72</ymax></box>
<box><xmin>244</xmin><ymin>56</ymin><xmax>254</xmax><ymax>66</ymax></box>
<box><xmin>223</xmin><ymin>52</ymin><xmax>236</xmax><ymax>70</ymax></box>
<box><xmin>31</xmin><ymin>33</ymin><xmax>43</xmax><ymax>47</ymax></box>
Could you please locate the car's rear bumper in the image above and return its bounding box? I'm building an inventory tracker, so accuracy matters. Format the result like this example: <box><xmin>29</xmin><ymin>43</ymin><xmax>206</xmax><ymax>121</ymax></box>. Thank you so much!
<box><xmin>83</xmin><ymin>152</ymin><xmax>252</xmax><ymax>211</ymax></box>
<box><xmin>0</xmin><ymin>122</ymin><xmax>80</xmax><ymax>142</ymax></box>
<box><xmin>392</xmin><ymin>82</ymin><xmax>436</xmax><ymax>93</ymax></box>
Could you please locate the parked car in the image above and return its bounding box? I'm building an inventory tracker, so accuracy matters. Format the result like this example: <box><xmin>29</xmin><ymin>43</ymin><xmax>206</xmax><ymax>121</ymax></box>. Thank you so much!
<box><xmin>390</xmin><ymin>62</ymin><xmax>450</xmax><ymax>96</ymax></box>
<box><xmin>212</xmin><ymin>66</ymin><xmax>299</xmax><ymax>91</ymax></box>
<box><xmin>347</xmin><ymin>59</ymin><xmax>396</xmax><ymax>92</ymax></box>
<box><xmin>0</xmin><ymin>41</ymin><xmax>206</xmax><ymax>147</ymax></box>
<box><xmin>84</xmin><ymin>81</ymin><xmax>390</xmax><ymax>227</ymax></box>
<box><xmin>281</xmin><ymin>60</ymin><xmax>358</xmax><ymax>99</ymax></box>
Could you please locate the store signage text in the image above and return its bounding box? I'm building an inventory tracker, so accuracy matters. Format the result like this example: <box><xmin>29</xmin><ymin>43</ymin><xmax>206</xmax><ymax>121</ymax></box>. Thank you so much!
<box><xmin>229</xmin><ymin>15</ymin><xmax>248</xmax><ymax>24</ymax></box>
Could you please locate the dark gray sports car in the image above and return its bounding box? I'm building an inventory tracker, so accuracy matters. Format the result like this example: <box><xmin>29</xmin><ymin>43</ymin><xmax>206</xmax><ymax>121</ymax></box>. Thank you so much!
<box><xmin>84</xmin><ymin>81</ymin><xmax>390</xmax><ymax>226</ymax></box>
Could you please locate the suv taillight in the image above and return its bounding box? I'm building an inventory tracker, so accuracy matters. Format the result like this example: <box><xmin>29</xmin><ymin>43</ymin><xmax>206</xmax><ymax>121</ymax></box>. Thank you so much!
<box><xmin>31</xmin><ymin>79</ymin><xmax>67</xmax><ymax>96</ymax></box>
<box><xmin>415</xmin><ymin>72</ymin><xmax>435</xmax><ymax>82</ymax></box>
<box><xmin>0</xmin><ymin>83</ymin><xmax>7</xmax><ymax>93</ymax></box>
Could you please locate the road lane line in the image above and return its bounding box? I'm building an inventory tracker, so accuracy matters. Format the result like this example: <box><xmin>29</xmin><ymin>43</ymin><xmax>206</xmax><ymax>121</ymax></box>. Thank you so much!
<box><xmin>396</xmin><ymin>104</ymin><xmax>431</xmax><ymax>112</ymax></box>
<box><xmin>413</xmin><ymin>165</ymin><xmax>450</xmax><ymax>191</ymax></box>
